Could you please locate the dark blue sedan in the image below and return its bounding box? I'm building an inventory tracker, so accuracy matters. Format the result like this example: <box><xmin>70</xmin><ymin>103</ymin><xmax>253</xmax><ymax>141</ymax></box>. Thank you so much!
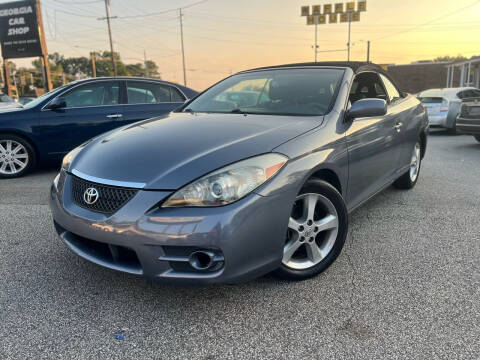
<box><xmin>0</xmin><ymin>77</ymin><xmax>197</xmax><ymax>178</ymax></box>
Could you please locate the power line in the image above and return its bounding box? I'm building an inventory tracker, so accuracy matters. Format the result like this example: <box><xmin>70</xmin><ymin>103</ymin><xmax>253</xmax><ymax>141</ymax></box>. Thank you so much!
<box><xmin>53</xmin><ymin>0</ymin><xmax>102</xmax><ymax>4</ymax></box>
<box><xmin>115</xmin><ymin>0</ymin><xmax>209</xmax><ymax>19</ymax></box>
<box><xmin>373</xmin><ymin>0</ymin><xmax>480</xmax><ymax>41</ymax></box>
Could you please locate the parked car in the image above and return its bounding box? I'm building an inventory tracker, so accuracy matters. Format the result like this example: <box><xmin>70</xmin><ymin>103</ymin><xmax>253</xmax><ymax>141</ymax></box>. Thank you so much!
<box><xmin>457</xmin><ymin>98</ymin><xmax>480</xmax><ymax>142</ymax></box>
<box><xmin>0</xmin><ymin>93</ymin><xmax>22</xmax><ymax>110</ymax></box>
<box><xmin>417</xmin><ymin>87</ymin><xmax>480</xmax><ymax>133</ymax></box>
<box><xmin>18</xmin><ymin>96</ymin><xmax>36</xmax><ymax>105</ymax></box>
<box><xmin>50</xmin><ymin>62</ymin><xmax>428</xmax><ymax>284</ymax></box>
<box><xmin>0</xmin><ymin>77</ymin><xmax>197</xmax><ymax>178</ymax></box>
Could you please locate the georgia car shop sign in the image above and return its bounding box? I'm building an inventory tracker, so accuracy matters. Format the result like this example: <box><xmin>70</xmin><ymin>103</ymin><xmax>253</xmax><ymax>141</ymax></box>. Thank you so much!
<box><xmin>0</xmin><ymin>0</ymin><xmax>42</xmax><ymax>58</ymax></box>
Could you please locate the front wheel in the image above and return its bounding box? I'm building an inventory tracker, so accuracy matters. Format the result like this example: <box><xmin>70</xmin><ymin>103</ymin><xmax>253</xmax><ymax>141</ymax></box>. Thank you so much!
<box><xmin>275</xmin><ymin>179</ymin><xmax>348</xmax><ymax>281</ymax></box>
<box><xmin>0</xmin><ymin>135</ymin><xmax>36</xmax><ymax>179</ymax></box>
<box><xmin>393</xmin><ymin>141</ymin><xmax>421</xmax><ymax>190</ymax></box>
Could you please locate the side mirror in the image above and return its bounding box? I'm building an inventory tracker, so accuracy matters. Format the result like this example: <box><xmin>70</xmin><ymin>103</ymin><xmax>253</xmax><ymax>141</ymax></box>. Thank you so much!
<box><xmin>347</xmin><ymin>98</ymin><xmax>387</xmax><ymax>120</ymax></box>
<box><xmin>47</xmin><ymin>97</ymin><xmax>67</xmax><ymax>110</ymax></box>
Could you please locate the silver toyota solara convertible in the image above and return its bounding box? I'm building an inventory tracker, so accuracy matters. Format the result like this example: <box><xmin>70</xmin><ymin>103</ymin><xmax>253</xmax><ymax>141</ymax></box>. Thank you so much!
<box><xmin>50</xmin><ymin>62</ymin><xmax>428</xmax><ymax>284</ymax></box>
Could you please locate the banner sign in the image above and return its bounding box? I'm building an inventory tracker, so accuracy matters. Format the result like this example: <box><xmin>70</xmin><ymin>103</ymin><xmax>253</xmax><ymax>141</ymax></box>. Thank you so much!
<box><xmin>312</xmin><ymin>5</ymin><xmax>321</xmax><ymax>15</ymax></box>
<box><xmin>301</xmin><ymin>2</ymin><xmax>366</xmax><ymax>24</ymax></box>
<box><xmin>0</xmin><ymin>0</ymin><xmax>43</xmax><ymax>58</ymax></box>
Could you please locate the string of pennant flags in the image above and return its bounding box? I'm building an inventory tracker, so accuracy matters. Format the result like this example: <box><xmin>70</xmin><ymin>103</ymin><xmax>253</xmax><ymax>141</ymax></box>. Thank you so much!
<box><xmin>301</xmin><ymin>1</ymin><xmax>366</xmax><ymax>25</ymax></box>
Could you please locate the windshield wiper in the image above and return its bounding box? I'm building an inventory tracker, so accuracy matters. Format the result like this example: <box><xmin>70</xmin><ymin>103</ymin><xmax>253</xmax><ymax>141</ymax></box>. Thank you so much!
<box><xmin>183</xmin><ymin>108</ymin><xmax>194</xmax><ymax>113</ymax></box>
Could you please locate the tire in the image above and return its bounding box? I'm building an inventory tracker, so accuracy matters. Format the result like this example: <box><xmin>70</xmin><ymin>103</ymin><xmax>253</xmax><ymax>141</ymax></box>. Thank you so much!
<box><xmin>275</xmin><ymin>179</ymin><xmax>348</xmax><ymax>281</ymax></box>
<box><xmin>447</xmin><ymin>122</ymin><xmax>457</xmax><ymax>135</ymax></box>
<box><xmin>0</xmin><ymin>134</ymin><xmax>36</xmax><ymax>179</ymax></box>
<box><xmin>475</xmin><ymin>135</ymin><xmax>480</xmax><ymax>143</ymax></box>
<box><xmin>393</xmin><ymin>141</ymin><xmax>421</xmax><ymax>190</ymax></box>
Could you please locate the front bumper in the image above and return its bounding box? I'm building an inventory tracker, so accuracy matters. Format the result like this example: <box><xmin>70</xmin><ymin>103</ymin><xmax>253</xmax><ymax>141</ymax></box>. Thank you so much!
<box><xmin>456</xmin><ymin>116</ymin><xmax>480</xmax><ymax>135</ymax></box>
<box><xmin>49</xmin><ymin>172</ymin><xmax>295</xmax><ymax>284</ymax></box>
<box><xmin>427</xmin><ymin>113</ymin><xmax>448</xmax><ymax>127</ymax></box>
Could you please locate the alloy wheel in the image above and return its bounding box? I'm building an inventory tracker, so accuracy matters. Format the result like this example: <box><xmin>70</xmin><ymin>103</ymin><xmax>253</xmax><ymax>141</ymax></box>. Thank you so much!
<box><xmin>409</xmin><ymin>142</ymin><xmax>421</xmax><ymax>182</ymax></box>
<box><xmin>0</xmin><ymin>139</ymin><xmax>29</xmax><ymax>175</ymax></box>
<box><xmin>283</xmin><ymin>193</ymin><xmax>339</xmax><ymax>270</ymax></box>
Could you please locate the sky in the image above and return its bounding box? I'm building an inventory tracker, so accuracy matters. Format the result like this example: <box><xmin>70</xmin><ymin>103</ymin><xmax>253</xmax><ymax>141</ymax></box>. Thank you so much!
<box><xmin>2</xmin><ymin>0</ymin><xmax>480</xmax><ymax>90</ymax></box>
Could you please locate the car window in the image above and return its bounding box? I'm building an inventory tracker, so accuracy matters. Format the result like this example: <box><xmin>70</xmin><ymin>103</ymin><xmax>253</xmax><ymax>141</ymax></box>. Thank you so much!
<box><xmin>170</xmin><ymin>87</ymin><xmax>185</xmax><ymax>102</ymax></box>
<box><xmin>184</xmin><ymin>68</ymin><xmax>344</xmax><ymax>116</ymax></box>
<box><xmin>25</xmin><ymin>84</ymin><xmax>70</xmax><ymax>109</ymax></box>
<box><xmin>457</xmin><ymin>90</ymin><xmax>480</xmax><ymax>99</ymax></box>
<box><xmin>419</xmin><ymin>97</ymin><xmax>443</xmax><ymax>104</ymax></box>
<box><xmin>214</xmin><ymin>78</ymin><xmax>271</xmax><ymax>108</ymax></box>
<box><xmin>61</xmin><ymin>82</ymin><xmax>121</xmax><ymax>108</ymax></box>
<box><xmin>349</xmin><ymin>72</ymin><xmax>388</xmax><ymax>104</ymax></box>
<box><xmin>127</xmin><ymin>81</ymin><xmax>178</xmax><ymax>104</ymax></box>
<box><xmin>379</xmin><ymin>74</ymin><xmax>401</xmax><ymax>102</ymax></box>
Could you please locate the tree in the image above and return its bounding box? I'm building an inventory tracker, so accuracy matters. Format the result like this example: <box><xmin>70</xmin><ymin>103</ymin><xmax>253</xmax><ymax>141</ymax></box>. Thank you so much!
<box><xmin>125</xmin><ymin>61</ymin><xmax>161</xmax><ymax>78</ymax></box>
<box><xmin>8</xmin><ymin>50</ymin><xmax>162</xmax><ymax>94</ymax></box>
<box><xmin>434</xmin><ymin>55</ymin><xmax>468</xmax><ymax>63</ymax></box>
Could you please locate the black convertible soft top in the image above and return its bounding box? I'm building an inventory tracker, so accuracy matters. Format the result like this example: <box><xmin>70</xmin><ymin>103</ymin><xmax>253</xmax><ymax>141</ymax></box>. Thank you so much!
<box><xmin>244</xmin><ymin>61</ymin><xmax>386</xmax><ymax>75</ymax></box>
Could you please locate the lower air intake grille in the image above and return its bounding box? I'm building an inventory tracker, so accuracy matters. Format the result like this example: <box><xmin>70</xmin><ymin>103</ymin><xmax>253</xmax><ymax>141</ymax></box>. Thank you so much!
<box><xmin>71</xmin><ymin>175</ymin><xmax>138</xmax><ymax>214</ymax></box>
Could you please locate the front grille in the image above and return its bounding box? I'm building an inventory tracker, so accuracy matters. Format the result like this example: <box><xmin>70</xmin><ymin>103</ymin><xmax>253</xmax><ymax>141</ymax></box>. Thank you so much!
<box><xmin>71</xmin><ymin>175</ymin><xmax>138</xmax><ymax>214</ymax></box>
<box><xmin>54</xmin><ymin>222</ymin><xmax>142</xmax><ymax>274</ymax></box>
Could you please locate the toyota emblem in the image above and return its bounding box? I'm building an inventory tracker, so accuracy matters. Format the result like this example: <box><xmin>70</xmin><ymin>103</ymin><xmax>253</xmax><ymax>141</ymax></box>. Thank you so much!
<box><xmin>83</xmin><ymin>187</ymin><xmax>99</xmax><ymax>205</ymax></box>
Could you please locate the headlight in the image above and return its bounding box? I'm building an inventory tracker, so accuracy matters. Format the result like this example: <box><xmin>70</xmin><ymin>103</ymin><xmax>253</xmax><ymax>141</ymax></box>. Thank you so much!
<box><xmin>162</xmin><ymin>153</ymin><xmax>288</xmax><ymax>207</ymax></box>
<box><xmin>60</xmin><ymin>137</ymin><xmax>97</xmax><ymax>172</ymax></box>
<box><xmin>61</xmin><ymin>146</ymin><xmax>83</xmax><ymax>172</ymax></box>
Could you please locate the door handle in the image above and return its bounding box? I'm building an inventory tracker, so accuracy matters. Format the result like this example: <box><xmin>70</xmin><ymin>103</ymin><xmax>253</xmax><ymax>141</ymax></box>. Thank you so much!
<box><xmin>394</xmin><ymin>122</ymin><xmax>403</xmax><ymax>132</ymax></box>
<box><xmin>106</xmin><ymin>114</ymin><xmax>123</xmax><ymax>119</ymax></box>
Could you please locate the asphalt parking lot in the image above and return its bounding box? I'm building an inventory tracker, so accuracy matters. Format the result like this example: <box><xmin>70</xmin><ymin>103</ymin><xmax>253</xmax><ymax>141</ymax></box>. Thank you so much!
<box><xmin>0</xmin><ymin>131</ymin><xmax>479</xmax><ymax>360</ymax></box>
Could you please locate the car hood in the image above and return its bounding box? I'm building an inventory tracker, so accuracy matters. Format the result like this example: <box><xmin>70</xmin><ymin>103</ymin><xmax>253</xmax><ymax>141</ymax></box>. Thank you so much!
<box><xmin>0</xmin><ymin>105</ymin><xmax>24</xmax><ymax>112</ymax></box>
<box><xmin>71</xmin><ymin>112</ymin><xmax>322</xmax><ymax>189</ymax></box>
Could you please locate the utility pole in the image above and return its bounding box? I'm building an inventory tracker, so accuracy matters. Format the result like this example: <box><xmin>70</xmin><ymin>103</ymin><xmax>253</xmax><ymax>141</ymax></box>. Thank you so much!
<box><xmin>314</xmin><ymin>16</ymin><xmax>318</xmax><ymax>62</ymax></box>
<box><xmin>366</xmin><ymin>40</ymin><xmax>370</xmax><ymax>62</ymax></box>
<box><xmin>90</xmin><ymin>52</ymin><xmax>97</xmax><ymax>77</ymax></box>
<box><xmin>347</xmin><ymin>12</ymin><xmax>351</xmax><ymax>62</ymax></box>
<box><xmin>179</xmin><ymin>8</ymin><xmax>187</xmax><ymax>86</ymax></box>
<box><xmin>36</xmin><ymin>0</ymin><xmax>53</xmax><ymax>92</ymax></box>
<box><xmin>144</xmin><ymin>49</ymin><xmax>149</xmax><ymax>77</ymax></box>
<box><xmin>99</xmin><ymin>0</ymin><xmax>118</xmax><ymax>76</ymax></box>
<box><xmin>3</xmin><ymin>60</ymin><xmax>12</xmax><ymax>97</ymax></box>
<box><xmin>12</xmin><ymin>71</ymin><xmax>17</xmax><ymax>98</ymax></box>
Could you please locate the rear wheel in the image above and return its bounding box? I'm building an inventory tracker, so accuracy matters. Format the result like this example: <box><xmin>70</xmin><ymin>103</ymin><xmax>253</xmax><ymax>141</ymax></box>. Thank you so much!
<box><xmin>393</xmin><ymin>141</ymin><xmax>421</xmax><ymax>189</ymax></box>
<box><xmin>0</xmin><ymin>135</ymin><xmax>36</xmax><ymax>179</ymax></box>
<box><xmin>447</xmin><ymin>120</ymin><xmax>457</xmax><ymax>135</ymax></box>
<box><xmin>475</xmin><ymin>135</ymin><xmax>480</xmax><ymax>143</ymax></box>
<box><xmin>275</xmin><ymin>179</ymin><xmax>348</xmax><ymax>281</ymax></box>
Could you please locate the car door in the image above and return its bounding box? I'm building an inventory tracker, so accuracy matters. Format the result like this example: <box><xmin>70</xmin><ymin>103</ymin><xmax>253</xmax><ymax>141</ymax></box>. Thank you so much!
<box><xmin>379</xmin><ymin>73</ymin><xmax>412</xmax><ymax>172</ymax></box>
<box><xmin>345</xmin><ymin>72</ymin><xmax>400</xmax><ymax>208</ymax></box>
<box><xmin>38</xmin><ymin>80</ymin><xmax>124</xmax><ymax>157</ymax></box>
<box><xmin>121</xmin><ymin>80</ymin><xmax>186</xmax><ymax>123</ymax></box>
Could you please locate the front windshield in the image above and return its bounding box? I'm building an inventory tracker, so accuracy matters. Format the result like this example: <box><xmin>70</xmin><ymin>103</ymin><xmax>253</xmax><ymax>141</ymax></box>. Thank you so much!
<box><xmin>22</xmin><ymin>84</ymin><xmax>71</xmax><ymax>109</ymax></box>
<box><xmin>184</xmin><ymin>68</ymin><xmax>344</xmax><ymax>116</ymax></box>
